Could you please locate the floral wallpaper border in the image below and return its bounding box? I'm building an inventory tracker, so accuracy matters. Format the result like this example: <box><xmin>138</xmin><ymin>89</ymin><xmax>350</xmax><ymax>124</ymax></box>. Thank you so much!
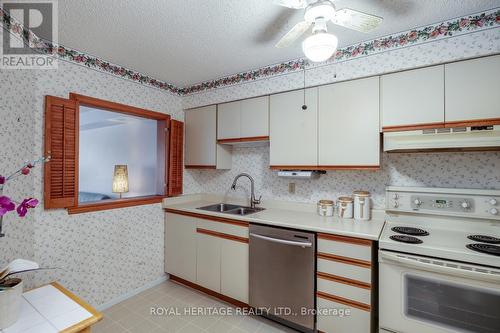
<box><xmin>181</xmin><ymin>8</ymin><xmax>500</xmax><ymax>95</ymax></box>
<box><xmin>0</xmin><ymin>7</ymin><xmax>182</xmax><ymax>95</ymax></box>
<box><xmin>1</xmin><ymin>6</ymin><xmax>499</xmax><ymax>96</ymax></box>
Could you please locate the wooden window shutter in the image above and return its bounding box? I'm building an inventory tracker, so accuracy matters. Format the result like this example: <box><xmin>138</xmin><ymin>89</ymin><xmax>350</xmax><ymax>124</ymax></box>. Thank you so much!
<box><xmin>168</xmin><ymin>119</ymin><xmax>184</xmax><ymax>196</ymax></box>
<box><xmin>44</xmin><ymin>96</ymin><xmax>79</xmax><ymax>208</ymax></box>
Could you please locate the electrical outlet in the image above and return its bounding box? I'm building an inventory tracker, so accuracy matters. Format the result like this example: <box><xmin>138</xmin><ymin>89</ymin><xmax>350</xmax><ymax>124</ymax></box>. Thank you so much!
<box><xmin>288</xmin><ymin>182</ymin><xmax>296</xmax><ymax>194</ymax></box>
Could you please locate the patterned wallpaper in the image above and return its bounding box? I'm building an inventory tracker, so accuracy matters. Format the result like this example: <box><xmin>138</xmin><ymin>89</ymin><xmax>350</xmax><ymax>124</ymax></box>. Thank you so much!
<box><xmin>182</xmin><ymin>27</ymin><xmax>500</xmax><ymax>208</ymax></box>
<box><xmin>0</xmin><ymin>60</ymin><xmax>184</xmax><ymax>306</ymax></box>
<box><xmin>0</xmin><ymin>9</ymin><xmax>499</xmax><ymax>309</ymax></box>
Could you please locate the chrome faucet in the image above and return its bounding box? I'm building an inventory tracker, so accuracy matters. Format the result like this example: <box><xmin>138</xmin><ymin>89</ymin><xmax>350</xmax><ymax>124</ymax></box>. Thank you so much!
<box><xmin>231</xmin><ymin>173</ymin><xmax>262</xmax><ymax>209</ymax></box>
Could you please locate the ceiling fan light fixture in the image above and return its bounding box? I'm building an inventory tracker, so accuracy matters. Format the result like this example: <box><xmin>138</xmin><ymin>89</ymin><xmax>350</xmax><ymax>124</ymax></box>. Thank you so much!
<box><xmin>304</xmin><ymin>1</ymin><xmax>336</xmax><ymax>22</ymax></box>
<box><xmin>302</xmin><ymin>32</ymin><xmax>338</xmax><ymax>62</ymax></box>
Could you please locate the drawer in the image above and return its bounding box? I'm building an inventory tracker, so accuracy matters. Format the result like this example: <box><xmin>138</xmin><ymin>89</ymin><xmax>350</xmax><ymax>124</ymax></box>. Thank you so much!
<box><xmin>196</xmin><ymin>218</ymin><xmax>249</xmax><ymax>238</ymax></box>
<box><xmin>317</xmin><ymin>258</ymin><xmax>371</xmax><ymax>284</ymax></box>
<box><xmin>317</xmin><ymin>296</ymin><xmax>371</xmax><ymax>333</ymax></box>
<box><xmin>318</xmin><ymin>234</ymin><xmax>372</xmax><ymax>262</ymax></box>
<box><xmin>317</xmin><ymin>275</ymin><xmax>371</xmax><ymax>305</ymax></box>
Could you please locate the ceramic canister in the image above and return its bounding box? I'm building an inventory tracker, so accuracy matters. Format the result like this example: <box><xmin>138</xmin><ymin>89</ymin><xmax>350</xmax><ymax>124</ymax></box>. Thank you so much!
<box><xmin>353</xmin><ymin>190</ymin><xmax>371</xmax><ymax>220</ymax></box>
<box><xmin>337</xmin><ymin>197</ymin><xmax>354</xmax><ymax>219</ymax></box>
<box><xmin>0</xmin><ymin>279</ymin><xmax>23</xmax><ymax>329</ymax></box>
<box><xmin>317</xmin><ymin>200</ymin><xmax>335</xmax><ymax>217</ymax></box>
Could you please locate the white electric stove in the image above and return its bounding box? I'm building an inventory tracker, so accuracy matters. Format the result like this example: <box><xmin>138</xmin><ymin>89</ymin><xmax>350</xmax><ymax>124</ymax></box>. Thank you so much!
<box><xmin>379</xmin><ymin>186</ymin><xmax>500</xmax><ymax>333</ymax></box>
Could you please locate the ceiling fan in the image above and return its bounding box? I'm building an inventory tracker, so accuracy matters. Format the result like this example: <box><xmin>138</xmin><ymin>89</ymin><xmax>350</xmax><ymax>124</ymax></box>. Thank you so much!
<box><xmin>274</xmin><ymin>0</ymin><xmax>383</xmax><ymax>62</ymax></box>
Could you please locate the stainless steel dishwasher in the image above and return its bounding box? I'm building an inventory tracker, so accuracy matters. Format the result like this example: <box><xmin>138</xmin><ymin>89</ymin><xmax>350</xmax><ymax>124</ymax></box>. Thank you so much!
<box><xmin>249</xmin><ymin>223</ymin><xmax>315</xmax><ymax>333</ymax></box>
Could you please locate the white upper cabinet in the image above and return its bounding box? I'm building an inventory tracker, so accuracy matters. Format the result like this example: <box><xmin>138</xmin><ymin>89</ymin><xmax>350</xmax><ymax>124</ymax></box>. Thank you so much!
<box><xmin>270</xmin><ymin>88</ymin><xmax>318</xmax><ymax>167</ymax></box>
<box><xmin>217</xmin><ymin>101</ymin><xmax>241</xmax><ymax>140</ymax></box>
<box><xmin>319</xmin><ymin>77</ymin><xmax>380</xmax><ymax>167</ymax></box>
<box><xmin>217</xmin><ymin>96</ymin><xmax>269</xmax><ymax>142</ymax></box>
<box><xmin>240</xmin><ymin>96</ymin><xmax>269</xmax><ymax>139</ymax></box>
<box><xmin>185</xmin><ymin>105</ymin><xmax>231</xmax><ymax>169</ymax></box>
<box><xmin>445</xmin><ymin>55</ymin><xmax>500</xmax><ymax>123</ymax></box>
<box><xmin>381</xmin><ymin>66</ymin><xmax>445</xmax><ymax>130</ymax></box>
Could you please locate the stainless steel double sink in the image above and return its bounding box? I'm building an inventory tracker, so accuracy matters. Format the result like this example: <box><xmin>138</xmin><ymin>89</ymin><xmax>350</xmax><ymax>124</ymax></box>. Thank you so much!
<box><xmin>197</xmin><ymin>203</ymin><xmax>265</xmax><ymax>216</ymax></box>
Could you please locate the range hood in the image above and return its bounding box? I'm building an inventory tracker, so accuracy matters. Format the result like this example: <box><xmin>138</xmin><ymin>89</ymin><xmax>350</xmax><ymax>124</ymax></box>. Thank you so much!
<box><xmin>384</xmin><ymin>126</ymin><xmax>500</xmax><ymax>152</ymax></box>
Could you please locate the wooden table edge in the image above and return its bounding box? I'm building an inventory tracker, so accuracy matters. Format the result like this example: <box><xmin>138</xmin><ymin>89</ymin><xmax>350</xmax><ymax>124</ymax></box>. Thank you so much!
<box><xmin>45</xmin><ymin>282</ymin><xmax>103</xmax><ymax>333</ymax></box>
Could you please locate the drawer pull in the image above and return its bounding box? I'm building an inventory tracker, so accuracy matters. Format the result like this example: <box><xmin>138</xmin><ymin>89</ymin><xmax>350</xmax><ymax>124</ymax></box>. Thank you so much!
<box><xmin>317</xmin><ymin>291</ymin><xmax>371</xmax><ymax>312</ymax></box>
<box><xmin>317</xmin><ymin>272</ymin><xmax>371</xmax><ymax>290</ymax></box>
<box><xmin>317</xmin><ymin>252</ymin><xmax>371</xmax><ymax>268</ymax></box>
<box><xmin>197</xmin><ymin>228</ymin><xmax>248</xmax><ymax>243</ymax></box>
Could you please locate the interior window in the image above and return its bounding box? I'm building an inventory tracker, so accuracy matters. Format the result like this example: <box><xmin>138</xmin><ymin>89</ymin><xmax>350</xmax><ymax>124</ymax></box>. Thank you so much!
<box><xmin>79</xmin><ymin>106</ymin><xmax>165</xmax><ymax>203</ymax></box>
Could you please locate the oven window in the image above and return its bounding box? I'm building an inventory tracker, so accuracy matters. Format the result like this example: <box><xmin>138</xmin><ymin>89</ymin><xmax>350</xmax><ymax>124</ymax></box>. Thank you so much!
<box><xmin>404</xmin><ymin>274</ymin><xmax>500</xmax><ymax>333</ymax></box>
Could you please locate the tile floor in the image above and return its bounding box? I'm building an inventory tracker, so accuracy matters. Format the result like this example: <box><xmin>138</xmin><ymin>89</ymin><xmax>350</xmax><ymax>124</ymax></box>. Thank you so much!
<box><xmin>94</xmin><ymin>279</ymin><xmax>299</xmax><ymax>333</ymax></box>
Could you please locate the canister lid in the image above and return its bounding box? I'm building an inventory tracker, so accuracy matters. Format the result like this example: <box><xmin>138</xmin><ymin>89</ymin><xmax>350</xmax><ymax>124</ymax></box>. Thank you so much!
<box><xmin>353</xmin><ymin>190</ymin><xmax>371</xmax><ymax>197</ymax></box>
<box><xmin>318</xmin><ymin>200</ymin><xmax>334</xmax><ymax>206</ymax></box>
<box><xmin>338</xmin><ymin>196</ymin><xmax>353</xmax><ymax>203</ymax></box>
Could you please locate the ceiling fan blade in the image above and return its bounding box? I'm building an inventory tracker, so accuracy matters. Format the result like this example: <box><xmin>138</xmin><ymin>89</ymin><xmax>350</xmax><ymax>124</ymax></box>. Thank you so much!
<box><xmin>273</xmin><ymin>0</ymin><xmax>308</xmax><ymax>9</ymax></box>
<box><xmin>332</xmin><ymin>8</ymin><xmax>383</xmax><ymax>33</ymax></box>
<box><xmin>275</xmin><ymin>21</ymin><xmax>311</xmax><ymax>48</ymax></box>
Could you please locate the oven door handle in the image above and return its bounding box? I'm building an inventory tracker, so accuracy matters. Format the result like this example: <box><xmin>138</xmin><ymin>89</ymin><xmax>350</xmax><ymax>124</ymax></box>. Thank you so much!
<box><xmin>380</xmin><ymin>251</ymin><xmax>500</xmax><ymax>283</ymax></box>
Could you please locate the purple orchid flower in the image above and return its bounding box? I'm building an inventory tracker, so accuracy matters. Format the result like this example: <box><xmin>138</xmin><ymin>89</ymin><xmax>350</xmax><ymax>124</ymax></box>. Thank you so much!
<box><xmin>0</xmin><ymin>196</ymin><xmax>16</xmax><ymax>217</ymax></box>
<box><xmin>16</xmin><ymin>198</ymin><xmax>39</xmax><ymax>217</ymax></box>
<box><xmin>0</xmin><ymin>175</ymin><xmax>5</xmax><ymax>185</ymax></box>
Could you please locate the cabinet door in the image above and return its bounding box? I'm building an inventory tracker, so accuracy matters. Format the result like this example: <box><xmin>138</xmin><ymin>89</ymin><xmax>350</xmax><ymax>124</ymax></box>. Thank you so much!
<box><xmin>381</xmin><ymin>66</ymin><xmax>444</xmax><ymax>130</ymax></box>
<box><xmin>185</xmin><ymin>106</ymin><xmax>217</xmax><ymax>167</ymax></box>
<box><xmin>165</xmin><ymin>213</ymin><xmax>197</xmax><ymax>282</ymax></box>
<box><xmin>445</xmin><ymin>55</ymin><xmax>500</xmax><ymax>124</ymax></box>
<box><xmin>221</xmin><ymin>239</ymin><xmax>249</xmax><ymax>303</ymax></box>
<box><xmin>319</xmin><ymin>77</ymin><xmax>380</xmax><ymax>167</ymax></box>
<box><xmin>240</xmin><ymin>96</ymin><xmax>269</xmax><ymax>139</ymax></box>
<box><xmin>196</xmin><ymin>232</ymin><xmax>221</xmax><ymax>292</ymax></box>
<box><xmin>217</xmin><ymin>101</ymin><xmax>241</xmax><ymax>140</ymax></box>
<box><xmin>270</xmin><ymin>88</ymin><xmax>318</xmax><ymax>167</ymax></box>
<box><xmin>317</xmin><ymin>296</ymin><xmax>371</xmax><ymax>333</ymax></box>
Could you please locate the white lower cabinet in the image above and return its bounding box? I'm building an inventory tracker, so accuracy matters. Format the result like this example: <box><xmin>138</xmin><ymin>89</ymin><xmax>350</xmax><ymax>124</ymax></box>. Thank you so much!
<box><xmin>165</xmin><ymin>212</ymin><xmax>249</xmax><ymax>302</ymax></box>
<box><xmin>196</xmin><ymin>232</ymin><xmax>221</xmax><ymax>292</ymax></box>
<box><xmin>316</xmin><ymin>234</ymin><xmax>374</xmax><ymax>333</ymax></box>
<box><xmin>317</xmin><ymin>297</ymin><xmax>371</xmax><ymax>333</ymax></box>
<box><xmin>221</xmin><ymin>238</ymin><xmax>249</xmax><ymax>303</ymax></box>
<box><xmin>165</xmin><ymin>213</ymin><xmax>197</xmax><ymax>282</ymax></box>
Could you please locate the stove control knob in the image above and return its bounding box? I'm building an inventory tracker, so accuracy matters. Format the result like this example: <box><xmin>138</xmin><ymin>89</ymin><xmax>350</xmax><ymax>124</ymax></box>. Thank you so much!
<box><xmin>490</xmin><ymin>208</ymin><xmax>499</xmax><ymax>215</ymax></box>
<box><xmin>392</xmin><ymin>194</ymin><xmax>399</xmax><ymax>200</ymax></box>
<box><xmin>460</xmin><ymin>201</ymin><xmax>471</xmax><ymax>209</ymax></box>
<box><xmin>392</xmin><ymin>201</ymin><xmax>399</xmax><ymax>208</ymax></box>
<box><xmin>489</xmin><ymin>199</ymin><xmax>498</xmax><ymax>206</ymax></box>
<box><xmin>413</xmin><ymin>199</ymin><xmax>422</xmax><ymax>206</ymax></box>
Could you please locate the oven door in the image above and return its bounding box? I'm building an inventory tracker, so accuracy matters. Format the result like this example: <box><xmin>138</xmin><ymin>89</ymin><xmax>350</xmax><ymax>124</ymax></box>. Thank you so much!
<box><xmin>379</xmin><ymin>250</ymin><xmax>500</xmax><ymax>333</ymax></box>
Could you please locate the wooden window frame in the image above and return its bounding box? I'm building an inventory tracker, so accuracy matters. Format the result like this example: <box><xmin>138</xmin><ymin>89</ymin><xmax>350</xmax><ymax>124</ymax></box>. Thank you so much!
<box><xmin>66</xmin><ymin>93</ymin><xmax>173</xmax><ymax>214</ymax></box>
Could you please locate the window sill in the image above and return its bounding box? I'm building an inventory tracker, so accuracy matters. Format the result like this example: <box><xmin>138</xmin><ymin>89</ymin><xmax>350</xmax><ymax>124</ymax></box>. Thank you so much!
<box><xmin>67</xmin><ymin>195</ymin><xmax>166</xmax><ymax>214</ymax></box>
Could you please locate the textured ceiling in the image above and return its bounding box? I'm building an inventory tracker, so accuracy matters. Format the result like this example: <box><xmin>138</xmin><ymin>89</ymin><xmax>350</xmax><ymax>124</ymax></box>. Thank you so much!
<box><xmin>56</xmin><ymin>0</ymin><xmax>500</xmax><ymax>87</ymax></box>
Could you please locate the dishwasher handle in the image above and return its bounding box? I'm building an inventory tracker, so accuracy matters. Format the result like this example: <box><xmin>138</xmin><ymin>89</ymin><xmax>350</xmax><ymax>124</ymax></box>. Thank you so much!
<box><xmin>250</xmin><ymin>233</ymin><xmax>312</xmax><ymax>248</ymax></box>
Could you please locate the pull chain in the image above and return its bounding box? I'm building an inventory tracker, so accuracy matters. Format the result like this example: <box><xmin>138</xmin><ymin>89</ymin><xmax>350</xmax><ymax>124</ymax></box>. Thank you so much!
<box><xmin>302</xmin><ymin>65</ymin><xmax>307</xmax><ymax>110</ymax></box>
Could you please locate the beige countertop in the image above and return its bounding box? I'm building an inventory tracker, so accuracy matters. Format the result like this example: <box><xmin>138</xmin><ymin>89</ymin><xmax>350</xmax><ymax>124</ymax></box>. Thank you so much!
<box><xmin>163</xmin><ymin>194</ymin><xmax>385</xmax><ymax>241</ymax></box>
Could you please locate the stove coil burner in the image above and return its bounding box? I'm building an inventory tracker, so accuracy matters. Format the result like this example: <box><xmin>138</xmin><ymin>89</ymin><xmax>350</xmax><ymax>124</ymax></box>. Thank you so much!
<box><xmin>390</xmin><ymin>235</ymin><xmax>423</xmax><ymax>244</ymax></box>
<box><xmin>467</xmin><ymin>235</ymin><xmax>500</xmax><ymax>244</ymax></box>
<box><xmin>466</xmin><ymin>243</ymin><xmax>500</xmax><ymax>256</ymax></box>
<box><xmin>391</xmin><ymin>226</ymin><xmax>429</xmax><ymax>236</ymax></box>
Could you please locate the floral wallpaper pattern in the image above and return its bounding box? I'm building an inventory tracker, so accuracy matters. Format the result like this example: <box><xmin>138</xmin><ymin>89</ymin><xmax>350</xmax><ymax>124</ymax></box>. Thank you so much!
<box><xmin>0</xmin><ymin>60</ymin><xmax>184</xmax><ymax>306</ymax></box>
<box><xmin>1</xmin><ymin>6</ymin><xmax>499</xmax><ymax>95</ymax></box>
<box><xmin>0</xmin><ymin>5</ymin><xmax>500</xmax><ymax>309</ymax></box>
